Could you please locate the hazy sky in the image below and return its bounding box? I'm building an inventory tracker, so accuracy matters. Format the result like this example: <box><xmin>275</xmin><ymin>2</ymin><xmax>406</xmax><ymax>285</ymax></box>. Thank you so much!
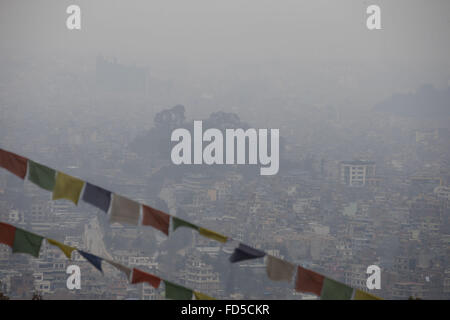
<box><xmin>0</xmin><ymin>0</ymin><xmax>449</xmax><ymax>111</ymax></box>
<box><xmin>1</xmin><ymin>0</ymin><xmax>449</xmax><ymax>63</ymax></box>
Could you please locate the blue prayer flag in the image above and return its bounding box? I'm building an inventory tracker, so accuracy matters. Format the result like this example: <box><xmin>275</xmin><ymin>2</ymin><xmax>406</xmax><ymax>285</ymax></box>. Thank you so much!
<box><xmin>82</xmin><ymin>183</ymin><xmax>111</xmax><ymax>213</ymax></box>
<box><xmin>78</xmin><ymin>250</ymin><xmax>103</xmax><ymax>273</ymax></box>
<box><xmin>229</xmin><ymin>243</ymin><xmax>265</xmax><ymax>263</ymax></box>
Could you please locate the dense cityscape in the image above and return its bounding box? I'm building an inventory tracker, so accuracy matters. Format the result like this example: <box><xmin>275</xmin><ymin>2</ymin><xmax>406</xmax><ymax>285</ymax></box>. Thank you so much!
<box><xmin>1</xmin><ymin>55</ymin><xmax>449</xmax><ymax>300</ymax></box>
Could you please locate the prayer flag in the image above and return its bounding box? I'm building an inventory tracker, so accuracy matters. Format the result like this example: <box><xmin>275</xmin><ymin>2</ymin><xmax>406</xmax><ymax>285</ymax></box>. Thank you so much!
<box><xmin>28</xmin><ymin>160</ymin><xmax>55</xmax><ymax>191</ymax></box>
<box><xmin>194</xmin><ymin>291</ymin><xmax>215</xmax><ymax>300</ymax></box>
<box><xmin>172</xmin><ymin>217</ymin><xmax>199</xmax><ymax>232</ymax></box>
<box><xmin>266</xmin><ymin>255</ymin><xmax>295</xmax><ymax>282</ymax></box>
<box><xmin>12</xmin><ymin>228</ymin><xmax>43</xmax><ymax>257</ymax></box>
<box><xmin>0</xmin><ymin>149</ymin><xmax>27</xmax><ymax>179</ymax></box>
<box><xmin>142</xmin><ymin>205</ymin><xmax>170</xmax><ymax>236</ymax></box>
<box><xmin>295</xmin><ymin>266</ymin><xmax>325</xmax><ymax>296</ymax></box>
<box><xmin>131</xmin><ymin>268</ymin><xmax>161</xmax><ymax>289</ymax></box>
<box><xmin>354</xmin><ymin>289</ymin><xmax>382</xmax><ymax>300</ymax></box>
<box><xmin>321</xmin><ymin>278</ymin><xmax>354</xmax><ymax>300</ymax></box>
<box><xmin>105</xmin><ymin>259</ymin><xmax>132</xmax><ymax>280</ymax></box>
<box><xmin>109</xmin><ymin>194</ymin><xmax>140</xmax><ymax>225</ymax></box>
<box><xmin>78</xmin><ymin>250</ymin><xmax>103</xmax><ymax>273</ymax></box>
<box><xmin>229</xmin><ymin>243</ymin><xmax>265</xmax><ymax>263</ymax></box>
<box><xmin>47</xmin><ymin>238</ymin><xmax>76</xmax><ymax>259</ymax></box>
<box><xmin>82</xmin><ymin>183</ymin><xmax>111</xmax><ymax>213</ymax></box>
<box><xmin>0</xmin><ymin>222</ymin><xmax>16</xmax><ymax>247</ymax></box>
<box><xmin>198</xmin><ymin>227</ymin><xmax>228</xmax><ymax>243</ymax></box>
<box><xmin>164</xmin><ymin>281</ymin><xmax>193</xmax><ymax>300</ymax></box>
<box><xmin>53</xmin><ymin>172</ymin><xmax>84</xmax><ymax>205</ymax></box>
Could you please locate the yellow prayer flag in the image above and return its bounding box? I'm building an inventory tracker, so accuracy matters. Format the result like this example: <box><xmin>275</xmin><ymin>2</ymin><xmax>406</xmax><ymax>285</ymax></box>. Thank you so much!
<box><xmin>354</xmin><ymin>289</ymin><xmax>382</xmax><ymax>300</ymax></box>
<box><xmin>52</xmin><ymin>172</ymin><xmax>84</xmax><ymax>205</ymax></box>
<box><xmin>194</xmin><ymin>291</ymin><xmax>215</xmax><ymax>300</ymax></box>
<box><xmin>198</xmin><ymin>227</ymin><xmax>228</xmax><ymax>243</ymax></box>
<box><xmin>47</xmin><ymin>238</ymin><xmax>76</xmax><ymax>259</ymax></box>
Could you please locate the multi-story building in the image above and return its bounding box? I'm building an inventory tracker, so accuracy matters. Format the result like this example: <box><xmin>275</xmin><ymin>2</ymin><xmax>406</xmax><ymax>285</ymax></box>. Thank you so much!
<box><xmin>339</xmin><ymin>161</ymin><xmax>376</xmax><ymax>187</ymax></box>
<box><xmin>179</xmin><ymin>254</ymin><xmax>221</xmax><ymax>295</ymax></box>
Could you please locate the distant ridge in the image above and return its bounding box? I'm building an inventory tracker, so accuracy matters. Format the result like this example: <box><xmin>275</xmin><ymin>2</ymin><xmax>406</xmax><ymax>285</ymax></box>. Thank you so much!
<box><xmin>373</xmin><ymin>84</ymin><xmax>450</xmax><ymax>118</ymax></box>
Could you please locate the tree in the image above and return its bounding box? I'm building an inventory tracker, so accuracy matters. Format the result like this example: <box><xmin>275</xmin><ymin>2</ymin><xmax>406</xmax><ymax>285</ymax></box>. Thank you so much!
<box><xmin>129</xmin><ymin>104</ymin><xmax>187</xmax><ymax>164</ymax></box>
<box><xmin>154</xmin><ymin>104</ymin><xmax>186</xmax><ymax>129</ymax></box>
<box><xmin>203</xmin><ymin>111</ymin><xmax>249</xmax><ymax>131</ymax></box>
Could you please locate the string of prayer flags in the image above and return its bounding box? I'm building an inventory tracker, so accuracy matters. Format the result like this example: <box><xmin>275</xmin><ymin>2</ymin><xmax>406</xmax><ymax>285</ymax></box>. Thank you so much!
<box><xmin>295</xmin><ymin>266</ymin><xmax>325</xmax><ymax>296</ymax></box>
<box><xmin>12</xmin><ymin>228</ymin><xmax>43</xmax><ymax>258</ymax></box>
<box><xmin>78</xmin><ymin>250</ymin><xmax>103</xmax><ymax>273</ymax></box>
<box><xmin>142</xmin><ymin>205</ymin><xmax>170</xmax><ymax>236</ymax></box>
<box><xmin>198</xmin><ymin>227</ymin><xmax>228</xmax><ymax>243</ymax></box>
<box><xmin>28</xmin><ymin>160</ymin><xmax>56</xmax><ymax>192</ymax></box>
<box><xmin>194</xmin><ymin>291</ymin><xmax>215</xmax><ymax>300</ymax></box>
<box><xmin>0</xmin><ymin>222</ymin><xmax>16</xmax><ymax>247</ymax></box>
<box><xmin>0</xmin><ymin>222</ymin><xmax>215</xmax><ymax>300</ymax></box>
<box><xmin>0</xmin><ymin>148</ymin><xmax>27</xmax><ymax>179</ymax></box>
<box><xmin>172</xmin><ymin>217</ymin><xmax>199</xmax><ymax>232</ymax></box>
<box><xmin>52</xmin><ymin>172</ymin><xmax>84</xmax><ymax>205</ymax></box>
<box><xmin>109</xmin><ymin>194</ymin><xmax>140</xmax><ymax>225</ymax></box>
<box><xmin>266</xmin><ymin>256</ymin><xmax>296</xmax><ymax>282</ymax></box>
<box><xmin>0</xmin><ymin>149</ymin><xmax>386</xmax><ymax>301</ymax></box>
<box><xmin>164</xmin><ymin>280</ymin><xmax>193</xmax><ymax>300</ymax></box>
<box><xmin>82</xmin><ymin>183</ymin><xmax>111</xmax><ymax>213</ymax></box>
<box><xmin>320</xmin><ymin>278</ymin><xmax>354</xmax><ymax>300</ymax></box>
<box><xmin>229</xmin><ymin>243</ymin><xmax>266</xmax><ymax>263</ymax></box>
<box><xmin>46</xmin><ymin>238</ymin><xmax>76</xmax><ymax>259</ymax></box>
<box><xmin>105</xmin><ymin>259</ymin><xmax>132</xmax><ymax>280</ymax></box>
<box><xmin>354</xmin><ymin>289</ymin><xmax>382</xmax><ymax>300</ymax></box>
<box><xmin>131</xmin><ymin>268</ymin><xmax>161</xmax><ymax>289</ymax></box>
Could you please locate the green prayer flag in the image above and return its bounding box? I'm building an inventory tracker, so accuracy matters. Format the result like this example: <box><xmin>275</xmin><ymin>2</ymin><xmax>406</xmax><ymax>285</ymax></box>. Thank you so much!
<box><xmin>172</xmin><ymin>217</ymin><xmax>199</xmax><ymax>232</ymax></box>
<box><xmin>12</xmin><ymin>228</ymin><xmax>44</xmax><ymax>257</ymax></box>
<box><xmin>28</xmin><ymin>160</ymin><xmax>56</xmax><ymax>191</ymax></box>
<box><xmin>164</xmin><ymin>281</ymin><xmax>193</xmax><ymax>300</ymax></box>
<box><xmin>321</xmin><ymin>278</ymin><xmax>354</xmax><ymax>300</ymax></box>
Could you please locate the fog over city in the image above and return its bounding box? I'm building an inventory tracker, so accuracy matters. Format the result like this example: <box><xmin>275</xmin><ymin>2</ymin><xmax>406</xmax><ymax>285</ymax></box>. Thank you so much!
<box><xmin>0</xmin><ymin>0</ymin><xmax>449</xmax><ymax>299</ymax></box>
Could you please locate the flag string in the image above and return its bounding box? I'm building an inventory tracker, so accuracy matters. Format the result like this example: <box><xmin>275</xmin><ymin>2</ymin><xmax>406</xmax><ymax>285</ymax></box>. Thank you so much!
<box><xmin>0</xmin><ymin>221</ymin><xmax>213</xmax><ymax>300</ymax></box>
<box><xmin>0</xmin><ymin>148</ymin><xmax>383</xmax><ymax>300</ymax></box>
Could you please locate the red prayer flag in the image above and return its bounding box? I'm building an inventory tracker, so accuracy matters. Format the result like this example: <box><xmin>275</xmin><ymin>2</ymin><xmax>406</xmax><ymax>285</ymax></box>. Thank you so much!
<box><xmin>0</xmin><ymin>149</ymin><xmax>28</xmax><ymax>179</ymax></box>
<box><xmin>131</xmin><ymin>268</ymin><xmax>161</xmax><ymax>289</ymax></box>
<box><xmin>142</xmin><ymin>205</ymin><xmax>170</xmax><ymax>236</ymax></box>
<box><xmin>295</xmin><ymin>266</ymin><xmax>325</xmax><ymax>296</ymax></box>
<box><xmin>0</xmin><ymin>222</ymin><xmax>16</xmax><ymax>247</ymax></box>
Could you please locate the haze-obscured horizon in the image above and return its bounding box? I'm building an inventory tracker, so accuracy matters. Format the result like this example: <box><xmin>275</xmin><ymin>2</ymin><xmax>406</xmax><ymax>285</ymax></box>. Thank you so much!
<box><xmin>1</xmin><ymin>0</ymin><xmax>450</xmax><ymax>116</ymax></box>
<box><xmin>1</xmin><ymin>0</ymin><xmax>450</xmax><ymax>300</ymax></box>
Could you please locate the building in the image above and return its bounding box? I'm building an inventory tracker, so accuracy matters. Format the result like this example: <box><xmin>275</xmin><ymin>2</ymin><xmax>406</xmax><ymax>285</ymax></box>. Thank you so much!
<box><xmin>339</xmin><ymin>161</ymin><xmax>376</xmax><ymax>187</ymax></box>
<box><xmin>179</xmin><ymin>255</ymin><xmax>221</xmax><ymax>295</ymax></box>
<box><xmin>391</xmin><ymin>282</ymin><xmax>426</xmax><ymax>299</ymax></box>
<box><xmin>434</xmin><ymin>186</ymin><xmax>450</xmax><ymax>200</ymax></box>
<box><xmin>409</xmin><ymin>176</ymin><xmax>442</xmax><ymax>196</ymax></box>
